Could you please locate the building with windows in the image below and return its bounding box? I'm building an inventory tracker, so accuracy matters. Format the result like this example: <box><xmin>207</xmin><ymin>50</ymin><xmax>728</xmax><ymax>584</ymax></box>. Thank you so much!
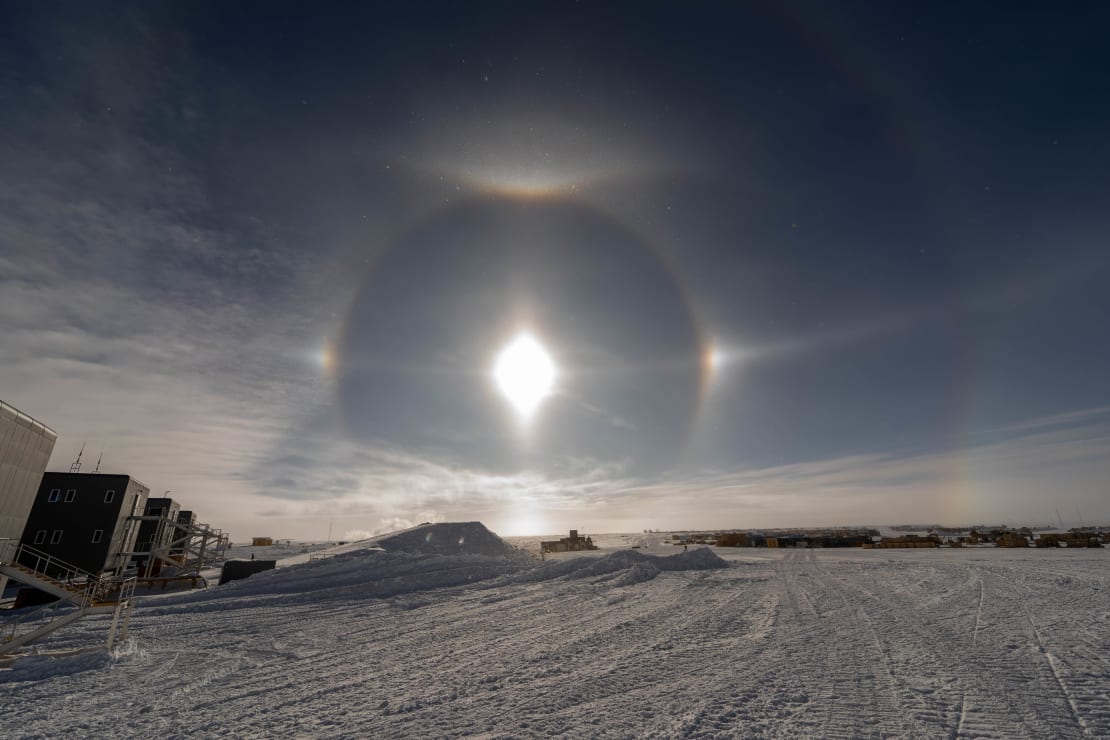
<box><xmin>18</xmin><ymin>473</ymin><xmax>149</xmax><ymax>577</ymax></box>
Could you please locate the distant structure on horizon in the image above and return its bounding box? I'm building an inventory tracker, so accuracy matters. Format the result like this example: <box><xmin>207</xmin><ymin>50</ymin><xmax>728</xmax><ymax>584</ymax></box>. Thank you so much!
<box><xmin>131</xmin><ymin>496</ymin><xmax>181</xmax><ymax>574</ymax></box>
<box><xmin>540</xmin><ymin>530</ymin><xmax>598</xmax><ymax>554</ymax></box>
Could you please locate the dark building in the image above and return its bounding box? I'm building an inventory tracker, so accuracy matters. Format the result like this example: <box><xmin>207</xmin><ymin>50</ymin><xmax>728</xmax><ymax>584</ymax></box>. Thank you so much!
<box><xmin>132</xmin><ymin>497</ymin><xmax>181</xmax><ymax>572</ymax></box>
<box><xmin>219</xmin><ymin>559</ymin><xmax>276</xmax><ymax>585</ymax></box>
<box><xmin>172</xmin><ymin>510</ymin><xmax>194</xmax><ymax>555</ymax></box>
<box><xmin>540</xmin><ymin>530</ymin><xmax>598</xmax><ymax>554</ymax></box>
<box><xmin>19</xmin><ymin>472</ymin><xmax>149</xmax><ymax>577</ymax></box>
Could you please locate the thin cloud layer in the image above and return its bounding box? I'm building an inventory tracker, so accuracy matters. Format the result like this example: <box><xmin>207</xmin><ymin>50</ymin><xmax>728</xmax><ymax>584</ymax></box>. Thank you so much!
<box><xmin>3</xmin><ymin>4</ymin><xmax>1109</xmax><ymax>537</ymax></box>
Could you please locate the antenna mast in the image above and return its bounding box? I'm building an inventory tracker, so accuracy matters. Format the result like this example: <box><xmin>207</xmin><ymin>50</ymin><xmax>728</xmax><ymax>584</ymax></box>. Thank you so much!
<box><xmin>93</xmin><ymin>450</ymin><xmax>103</xmax><ymax>474</ymax></box>
<box><xmin>69</xmin><ymin>441</ymin><xmax>86</xmax><ymax>473</ymax></box>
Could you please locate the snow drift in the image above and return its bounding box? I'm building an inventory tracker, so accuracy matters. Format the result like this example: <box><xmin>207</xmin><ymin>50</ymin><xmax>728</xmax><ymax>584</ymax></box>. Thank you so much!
<box><xmin>143</xmin><ymin>529</ymin><xmax>728</xmax><ymax>613</ymax></box>
<box><xmin>513</xmin><ymin>545</ymin><xmax>730</xmax><ymax>585</ymax></box>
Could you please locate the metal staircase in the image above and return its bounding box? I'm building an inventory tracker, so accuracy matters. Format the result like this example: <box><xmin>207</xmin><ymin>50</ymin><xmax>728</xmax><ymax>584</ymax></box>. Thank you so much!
<box><xmin>0</xmin><ymin>540</ymin><xmax>136</xmax><ymax>655</ymax></box>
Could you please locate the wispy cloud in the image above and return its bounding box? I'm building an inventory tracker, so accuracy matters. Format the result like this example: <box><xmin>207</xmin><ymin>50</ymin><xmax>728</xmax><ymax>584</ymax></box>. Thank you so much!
<box><xmin>241</xmin><ymin>405</ymin><xmax>1110</xmax><ymax>535</ymax></box>
<box><xmin>0</xmin><ymin>16</ymin><xmax>340</xmax><ymax>539</ymax></box>
<box><xmin>4</xmin><ymin>6</ymin><xmax>1107</xmax><ymax>543</ymax></box>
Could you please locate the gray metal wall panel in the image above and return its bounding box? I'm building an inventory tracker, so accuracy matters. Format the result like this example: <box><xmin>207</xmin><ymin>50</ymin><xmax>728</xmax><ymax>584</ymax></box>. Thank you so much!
<box><xmin>0</xmin><ymin>401</ymin><xmax>57</xmax><ymax>543</ymax></box>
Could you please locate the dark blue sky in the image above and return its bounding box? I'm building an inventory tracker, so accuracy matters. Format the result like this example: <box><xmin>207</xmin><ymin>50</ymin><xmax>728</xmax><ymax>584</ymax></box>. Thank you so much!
<box><xmin>2</xmin><ymin>1</ymin><xmax>1108</xmax><ymax>537</ymax></box>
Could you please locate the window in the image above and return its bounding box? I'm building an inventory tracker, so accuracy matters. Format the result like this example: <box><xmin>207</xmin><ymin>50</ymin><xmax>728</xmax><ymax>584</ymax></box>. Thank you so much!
<box><xmin>64</xmin><ymin>489</ymin><xmax>76</xmax><ymax>503</ymax></box>
<box><xmin>48</xmin><ymin>489</ymin><xmax>60</xmax><ymax>503</ymax></box>
<box><xmin>33</xmin><ymin>530</ymin><xmax>47</xmax><ymax>545</ymax></box>
<box><xmin>104</xmin><ymin>490</ymin><xmax>115</xmax><ymax>504</ymax></box>
<box><xmin>91</xmin><ymin>530</ymin><xmax>104</xmax><ymax>544</ymax></box>
<box><xmin>49</xmin><ymin>530</ymin><xmax>63</xmax><ymax>544</ymax></box>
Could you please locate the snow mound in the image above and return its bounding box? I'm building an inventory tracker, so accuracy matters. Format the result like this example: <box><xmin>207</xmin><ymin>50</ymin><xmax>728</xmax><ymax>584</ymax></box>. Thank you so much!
<box><xmin>513</xmin><ymin>546</ymin><xmax>730</xmax><ymax>585</ymax></box>
<box><xmin>137</xmin><ymin>535</ymin><xmax>727</xmax><ymax>614</ymax></box>
<box><xmin>372</xmin><ymin>521</ymin><xmax>518</xmax><ymax>557</ymax></box>
<box><xmin>143</xmin><ymin>549</ymin><xmax>528</xmax><ymax>612</ymax></box>
<box><xmin>659</xmin><ymin>547</ymin><xmax>731</xmax><ymax>570</ymax></box>
<box><xmin>612</xmin><ymin>561</ymin><xmax>661</xmax><ymax>587</ymax></box>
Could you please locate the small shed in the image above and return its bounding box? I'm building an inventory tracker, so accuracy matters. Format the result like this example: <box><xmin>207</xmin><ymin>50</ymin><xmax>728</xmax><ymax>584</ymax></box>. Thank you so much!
<box><xmin>219</xmin><ymin>559</ymin><xmax>276</xmax><ymax>585</ymax></box>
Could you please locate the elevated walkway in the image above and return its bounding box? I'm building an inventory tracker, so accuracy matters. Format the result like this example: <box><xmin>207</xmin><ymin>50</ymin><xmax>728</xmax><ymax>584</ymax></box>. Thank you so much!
<box><xmin>0</xmin><ymin>540</ymin><xmax>135</xmax><ymax>655</ymax></box>
<box><xmin>127</xmin><ymin>515</ymin><xmax>228</xmax><ymax>582</ymax></box>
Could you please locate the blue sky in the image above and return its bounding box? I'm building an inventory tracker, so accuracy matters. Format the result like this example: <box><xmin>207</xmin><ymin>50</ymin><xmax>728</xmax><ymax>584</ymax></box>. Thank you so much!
<box><xmin>2</xmin><ymin>2</ymin><xmax>1108</xmax><ymax>538</ymax></box>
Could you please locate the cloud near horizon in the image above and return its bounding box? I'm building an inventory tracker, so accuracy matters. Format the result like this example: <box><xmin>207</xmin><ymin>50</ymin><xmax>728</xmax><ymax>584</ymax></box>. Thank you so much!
<box><xmin>238</xmin><ymin>405</ymin><xmax>1110</xmax><ymax>536</ymax></box>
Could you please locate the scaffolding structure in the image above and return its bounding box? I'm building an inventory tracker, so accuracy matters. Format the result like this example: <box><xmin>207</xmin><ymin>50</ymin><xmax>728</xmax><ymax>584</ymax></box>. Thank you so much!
<box><xmin>0</xmin><ymin>539</ymin><xmax>136</xmax><ymax>655</ymax></box>
<box><xmin>126</xmin><ymin>512</ymin><xmax>229</xmax><ymax>584</ymax></box>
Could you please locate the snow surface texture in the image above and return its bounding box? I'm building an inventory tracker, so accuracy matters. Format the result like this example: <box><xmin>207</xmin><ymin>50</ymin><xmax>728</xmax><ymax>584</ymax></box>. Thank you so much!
<box><xmin>1</xmin><ymin>529</ymin><xmax>1108</xmax><ymax>738</ymax></box>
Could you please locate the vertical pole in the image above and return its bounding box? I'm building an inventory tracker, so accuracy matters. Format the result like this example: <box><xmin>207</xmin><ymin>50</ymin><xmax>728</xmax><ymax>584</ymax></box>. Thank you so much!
<box><xmin>197</xmin><ymin>526</ymin><xmax>208</xmax><ymax>573</ymax></box>
<box><xmin>106</xmin><ymin>601</ymin><xmax>123</xmax><ymax>650</ymax></box>
<box><xmin>119</xmin><ymin>600</ymin><xmax>133</xmax><ymax>642</ymax></box>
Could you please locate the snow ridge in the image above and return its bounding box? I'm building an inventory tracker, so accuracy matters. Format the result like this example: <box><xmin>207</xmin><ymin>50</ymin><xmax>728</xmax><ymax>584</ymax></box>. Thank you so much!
<box><xmin>512</xmin><ymin>546</ymin><xmax>730</xmax><ymax>585</ymax></box>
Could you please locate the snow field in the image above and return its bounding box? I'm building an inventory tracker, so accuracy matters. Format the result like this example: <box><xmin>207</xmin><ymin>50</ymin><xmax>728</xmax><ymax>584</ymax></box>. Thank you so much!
<box><xmin>1</xmin><ymin>544</ymin><xmax>1107</xmax><ymax>738</ymax></box>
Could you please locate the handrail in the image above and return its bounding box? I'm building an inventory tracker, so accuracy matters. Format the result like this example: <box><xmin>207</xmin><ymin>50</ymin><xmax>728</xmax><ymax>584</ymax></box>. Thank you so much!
<box><xmin>0</xmin><ymin>540</ymin><xmax>100</xmax><ymax>591</ymax></box>
<box><xmin>2</xmin><ymin>599</ymin><xmax>65</xmax><ymax>642</ymax></box>
<box><xmin>0</xmin><ymin>566</ymin><xmax>138</xmax><ymax>653</ymax></box>
<box><xmin>116</xmin><ymin>576</ymin><xmax>137</xmax><ymax>603</ymax></box>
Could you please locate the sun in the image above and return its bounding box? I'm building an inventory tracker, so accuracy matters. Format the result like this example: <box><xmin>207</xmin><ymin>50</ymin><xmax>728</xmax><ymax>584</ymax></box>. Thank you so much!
<box><xmin>503</xmin><ymin>514</ymin><xmax>548</xmax><ymax>537</ymax></box>
<box><xmin>493</xmin><ymin>333</ymin><xmax>556</xmax><ymax>420</ymax></box>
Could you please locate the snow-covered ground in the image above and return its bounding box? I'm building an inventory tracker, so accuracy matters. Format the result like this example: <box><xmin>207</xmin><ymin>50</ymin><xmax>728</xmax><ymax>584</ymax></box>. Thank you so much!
<box><xmin>2</xmin><ymin>526</ymin><xmax>1108</xmax><ymax>738</ymax></box>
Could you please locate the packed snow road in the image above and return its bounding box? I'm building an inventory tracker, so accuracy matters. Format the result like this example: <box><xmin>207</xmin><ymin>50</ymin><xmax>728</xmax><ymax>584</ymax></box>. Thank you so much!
<box><xmin>2</xmin><ymin>546</ymin><xmax>1107</xmax><ymax>738</ymax></box>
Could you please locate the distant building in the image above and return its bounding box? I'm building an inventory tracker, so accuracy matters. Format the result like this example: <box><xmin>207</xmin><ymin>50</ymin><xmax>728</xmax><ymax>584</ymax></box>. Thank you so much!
<box><xmin>132</xmin><ymin>497</ymin><xmax>182</xmax><ymax>573</ymax></box>
<box><xmin>996</xmin><ymin>532</ymin><xmax>1030</xmax><ymax>548</ymax></box>
<box><xmin>864</xmin><ymin>534</ymin><xmax>940</xmax><ymax>549</ymax></box>
<box><xmin>19</xmin><ymin>473</ymin><xmax>149</xmax><ymax>577</ymax></box>
<box><xmin>715</xmin><ymin>532</ymin><xmax>749</xmax><ymax>547</ymax></box>
<box><xmin>172</xmin><ymin>510</ymin><xmax>195</xmax><ymax>555</ymax></box>
<box><xmin>1036</xmin><ymin>531</ymin><xmax>1105</xmax><ymax>548</ymax></box>
<box><xmin>809</xmin><ymin>533</ymin><xmax>871</xmax><ymax>548</ymax></box>
<box><xmin>540</xmin><ymin>530</ymin><xmax>598</xmax><ymax>554</ymax></box>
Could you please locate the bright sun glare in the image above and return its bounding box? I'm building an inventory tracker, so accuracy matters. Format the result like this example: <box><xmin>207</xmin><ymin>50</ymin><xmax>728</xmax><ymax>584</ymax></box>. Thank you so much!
<box><xmin>493</xmin><ymin>333</ymin><xmax>556</xmax><ymax>420</ymax></box>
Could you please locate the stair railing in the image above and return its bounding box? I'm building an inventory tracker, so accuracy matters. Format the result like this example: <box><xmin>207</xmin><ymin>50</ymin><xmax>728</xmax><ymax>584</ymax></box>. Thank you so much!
<box><xmin>0</xmin><ymin>540</ymin><xmax>101</xmax><ymax>597</ymax></box>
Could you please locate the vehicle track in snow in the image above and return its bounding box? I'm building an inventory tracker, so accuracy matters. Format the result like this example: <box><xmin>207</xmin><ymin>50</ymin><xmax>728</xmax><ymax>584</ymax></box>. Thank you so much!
<box><xmin>2</xmin><ymin>547</ymin><xmax>1107</xmax><ymax>738</ymax></box>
